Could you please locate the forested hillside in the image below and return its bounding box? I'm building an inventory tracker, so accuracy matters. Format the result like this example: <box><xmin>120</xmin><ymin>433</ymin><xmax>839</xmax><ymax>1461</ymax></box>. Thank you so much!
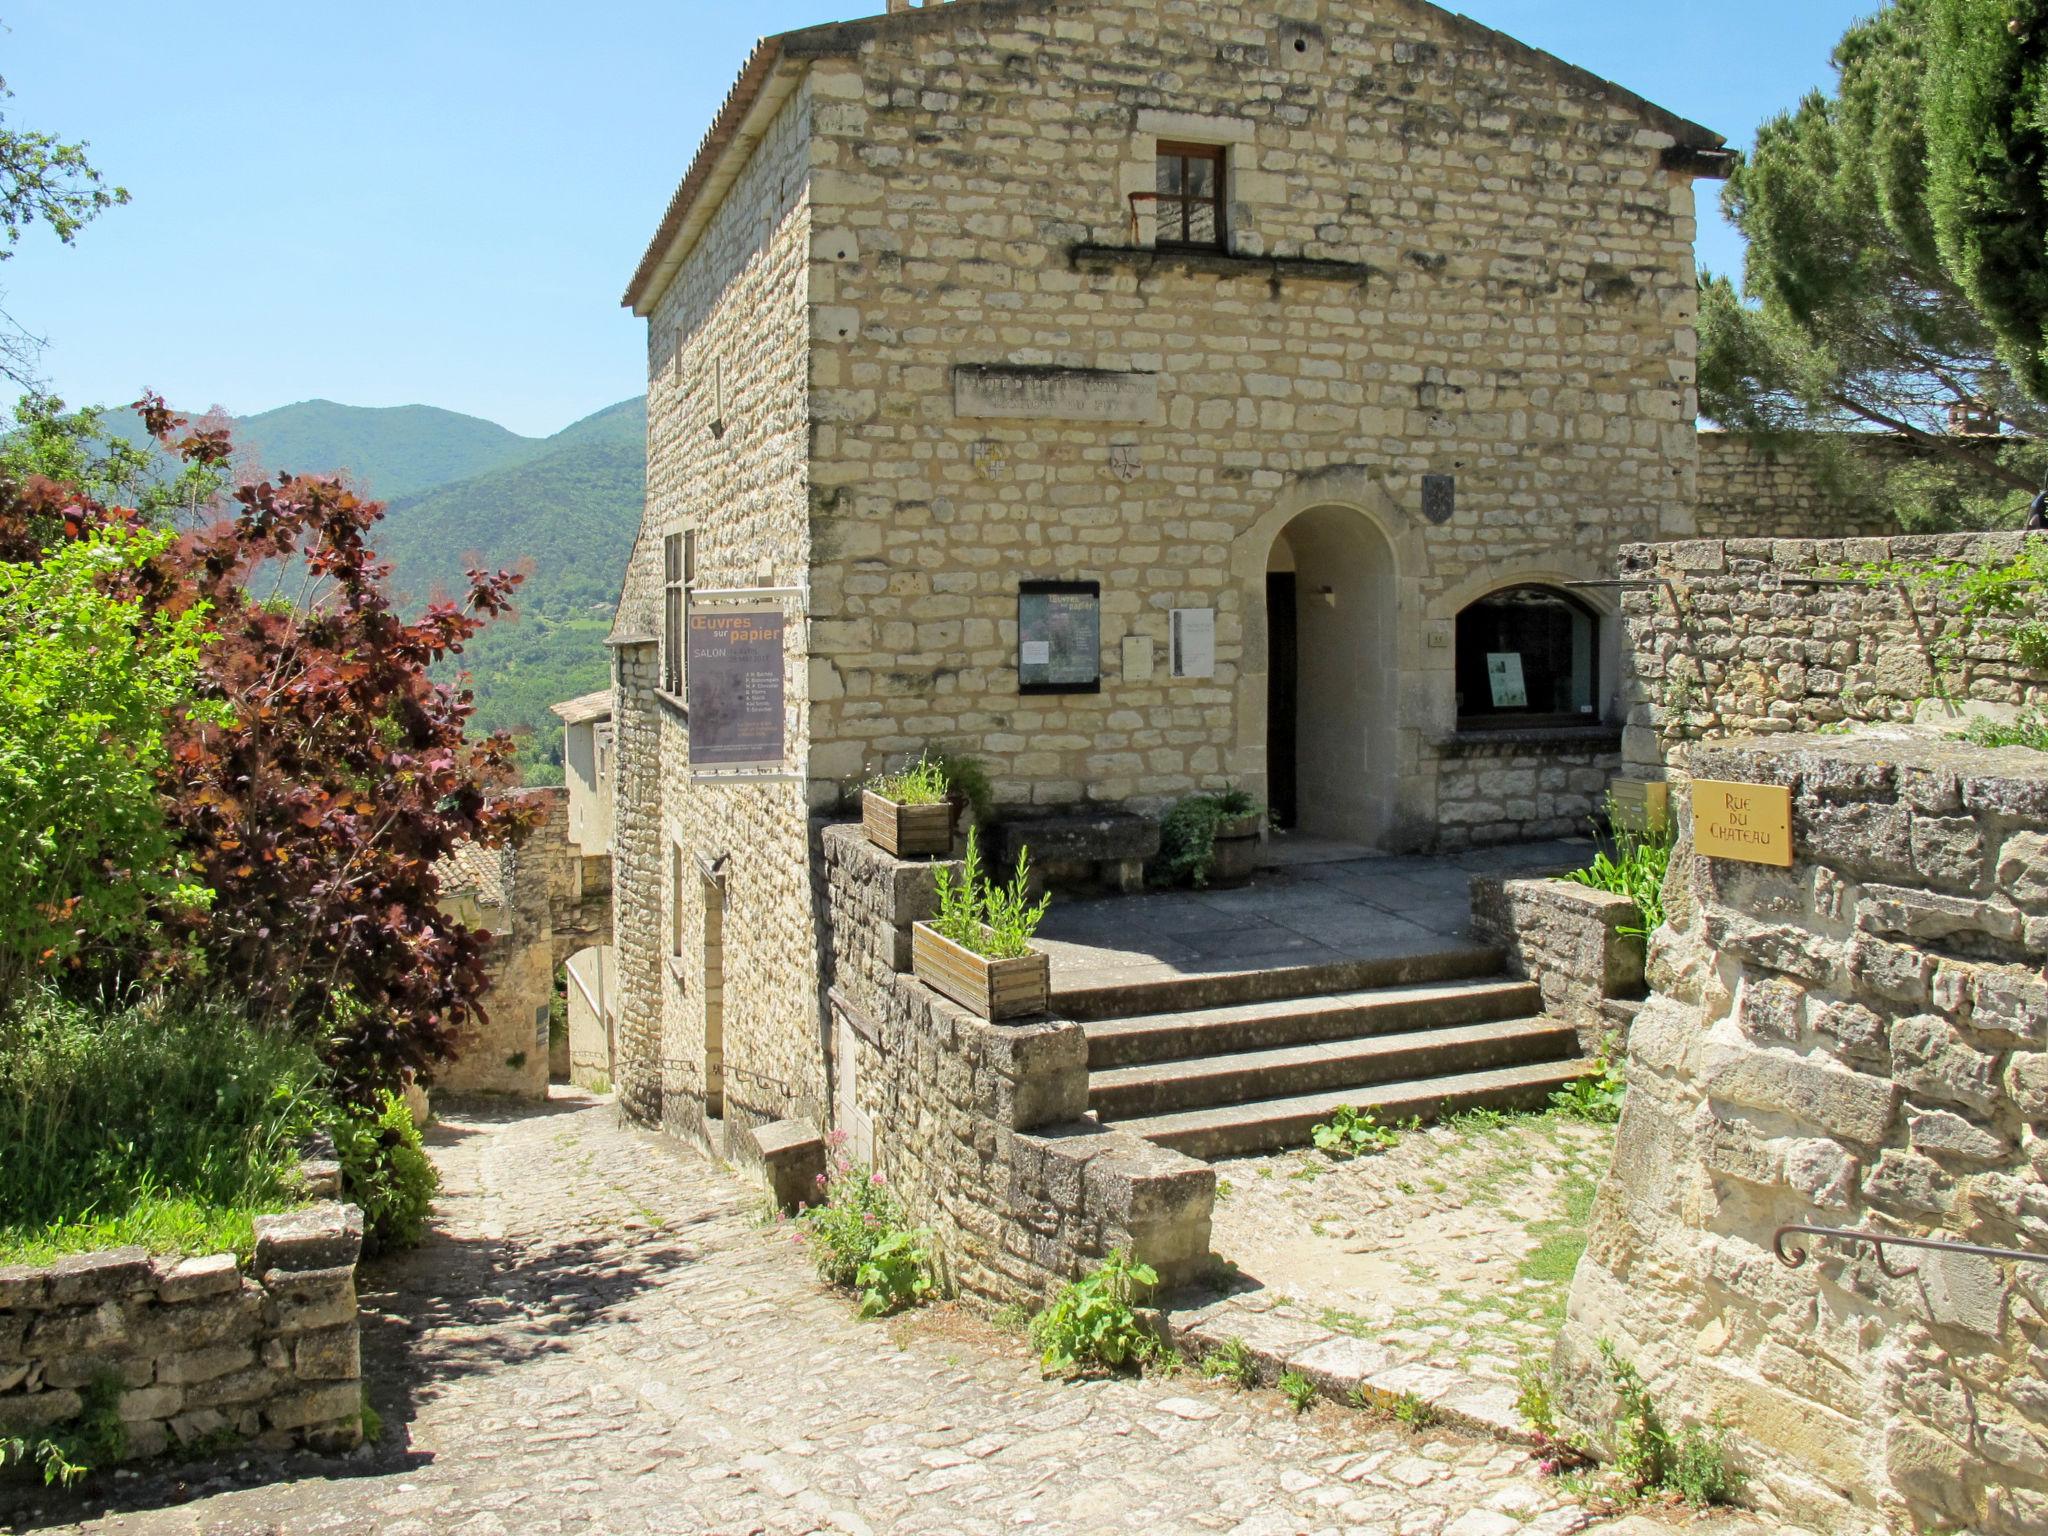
<box><xmin>234</xmin><ymin>400</ymin><xmax>539</xmax><ymax>501</ymax></box>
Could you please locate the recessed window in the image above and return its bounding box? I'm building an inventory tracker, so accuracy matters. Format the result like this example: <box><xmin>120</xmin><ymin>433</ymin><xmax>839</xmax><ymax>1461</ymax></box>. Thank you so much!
<box><xmin>662</xmin><ymin>530</ymin><xmax>695</xmax><ymax>698</ymax></box>
<box><xmin>1155</xmin><ymin>142</ymin><xmax>1226</xmax><ymax>251</ymax></box>
<box><xmin>1455</xmin><ymin>586</ymin><xmax>1600</xmax><ymax>729</ymax></box>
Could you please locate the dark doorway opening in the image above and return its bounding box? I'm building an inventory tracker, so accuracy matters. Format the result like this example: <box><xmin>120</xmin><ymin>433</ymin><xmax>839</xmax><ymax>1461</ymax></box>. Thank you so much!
<box><xmin>1266</xmin><ymin>571</ymin><xmax>1299</xmax><ymax>830</ymax></box>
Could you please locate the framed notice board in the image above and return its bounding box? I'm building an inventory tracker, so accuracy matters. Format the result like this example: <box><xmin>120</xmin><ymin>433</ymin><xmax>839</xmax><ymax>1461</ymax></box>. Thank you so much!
<box><xmin>1018</xmin><ymin>580</ymin><xmax>1101</xmax><ymax>695</ymax></box>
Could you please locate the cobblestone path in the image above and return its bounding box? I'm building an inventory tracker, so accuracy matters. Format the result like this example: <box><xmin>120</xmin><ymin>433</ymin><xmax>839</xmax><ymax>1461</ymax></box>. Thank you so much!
<box><xmin>16</xmin><ymin>1093</ymin><xmax>1680</xmax><ymax>1536</ymax></box>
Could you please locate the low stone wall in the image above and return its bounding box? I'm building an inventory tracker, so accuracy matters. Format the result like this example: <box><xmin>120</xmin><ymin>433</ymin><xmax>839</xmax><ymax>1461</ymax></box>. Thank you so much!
<box><xmin>1434</xmin><ymin>731</ymin><xmax>1621</xmax><ymax>849</ymax></box>
<box><xmin>1470</xmin><ymin>875</ymin><xmax>1646</xmax><ymax>1051</ymax></box>
<box><xmin>818</xmin><ymin>823</ymin><xmax>1215</xmax><ymax>1303</ymax></box>
<box><xmin>1554</xmin><ymin>733</ymin><xmax>2048</xmax><ymax>1536</ymax></box>
<box><xmin>1616</xmin><ymin>533</ymin><xmax>2047</xmax><ymax>780</ymax></box>
<box><xmin>0</xmin><ymin>1205</ymin><xmax>364</xmax><ymax>1467</ymax></box>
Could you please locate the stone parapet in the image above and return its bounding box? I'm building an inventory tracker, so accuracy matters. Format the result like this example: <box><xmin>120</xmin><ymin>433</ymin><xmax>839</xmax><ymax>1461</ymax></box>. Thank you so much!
<box><xmin>0</xmin><ymin>1204</ymin><xmax>364</xmax><ymax>1468</ymax></box>
<box><xmin>819</xmin><ymin>822</ymin><xmax>1214</xmax><ymax>1301</ymax></box>
<box><xmin>1470</xmin><ymin>874</ymin><xmax>1647</xmax><ymax>1051</ymax></box>
<box><xmin>1616</xmin><ymin>533</ymin><xmax>2048</xmax><ymax>778</ymax></box>
<box><xmin>1554</xmin><ymin>733</ymin><xmax>2048</xmax><ymax>1536</ymax></box>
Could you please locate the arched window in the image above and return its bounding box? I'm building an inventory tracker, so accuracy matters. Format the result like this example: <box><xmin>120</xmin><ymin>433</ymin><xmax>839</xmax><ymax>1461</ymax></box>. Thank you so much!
<box><xmin>1455</xmin><ymin>585</ymin><xmax>1600</xmax><ymax>728</ymax></box>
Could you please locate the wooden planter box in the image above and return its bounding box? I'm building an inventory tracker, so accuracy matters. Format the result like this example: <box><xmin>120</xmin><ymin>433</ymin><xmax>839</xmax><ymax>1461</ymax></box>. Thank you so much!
<box><xmin>1209</xmin><ymin>811</ymin><xmax>1263</xmax><ymax>887</ymax></box>
<box><xmin>863</xmin><ymin>790</ymin><xmax>956</xmax><ymax>858</ymax></box>
<box><xmin>911</xmin><ymin>921</ymin><xmax>1050</xmax><ymax>1021</ymax></box>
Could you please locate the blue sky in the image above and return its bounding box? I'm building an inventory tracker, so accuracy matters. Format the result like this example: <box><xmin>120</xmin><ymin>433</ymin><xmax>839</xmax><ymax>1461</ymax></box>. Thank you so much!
<box><xmin>3</xmin><ymin>1</ymin><xmax>1872</xmax><ymax>437</ymax></box>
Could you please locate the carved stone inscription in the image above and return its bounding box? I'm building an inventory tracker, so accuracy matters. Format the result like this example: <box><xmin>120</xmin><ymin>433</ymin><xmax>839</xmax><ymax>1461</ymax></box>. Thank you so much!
<box><xmin>954</xmin><ymin>365</ymin><xmax>1159</xmax><ymax>422</ymax></box>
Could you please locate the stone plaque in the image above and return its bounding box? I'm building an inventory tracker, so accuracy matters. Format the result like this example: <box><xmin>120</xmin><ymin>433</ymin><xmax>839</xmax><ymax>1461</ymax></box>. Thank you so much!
<box><xmin>1422</xmin><ymin>474</ymin><xmax>1455</xmax><ymax>524</ymax></box>
<box><xmin>1170</xmin><ymin>608</ymin><xmax>1216</xmax><ymax>679</ymax></box>
<box><xmin>687</xmin><ymin>605</ymin><xmax>786</xmax><ymax>774</ymax></box>
<box><xmin>955</xmin><ymin>365</ymin><xmax>1158</xmax><ymax>423</ymax></box>
<box><xmin>1693</xmin><ymin>780</ymin><xmax>1794</xmax><ymax>868</ymax></box>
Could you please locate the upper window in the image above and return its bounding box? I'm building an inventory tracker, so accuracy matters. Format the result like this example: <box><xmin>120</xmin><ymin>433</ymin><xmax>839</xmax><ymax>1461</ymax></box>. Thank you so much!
<box><xmin>662</xmin><ymin>530</ymin><xmax>695</xmax><ymax>698</ymax></box>
<box><xmin>1455</xmin><ymin>586</ymin><xmax>1600</xmax><ymax>729</ymax></box>
<box><xmin>1155</xmin><ymin>142</ymin><xmax>1226</xmax><ymax>251</ymax></box>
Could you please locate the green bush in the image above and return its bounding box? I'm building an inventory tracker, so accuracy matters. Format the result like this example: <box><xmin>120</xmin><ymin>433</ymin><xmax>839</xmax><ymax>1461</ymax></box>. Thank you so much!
<box><xmin>1551</xmin><ymin>1045</ymin><xmax>1628</xmax><ymax>1124</ymax></box>
<box><xmin>1963</xmin><ymin>706</ymin><xmax>2048</xmax><ymax>752</ymax></box>
<box><xmin>1030</xmin><ymin>1250</ymin><xmax>1159</xmax><ymax>1375</ymax></box>
<box><xmin>0</xmin><ymin>990</ymin><xmax>325</xmax><ymax>1261</ymax></box>
<box><xmin>0</xmin><ymin>526</ymin><xmax>227</xmax><ymax>1004</ymax></box>
<box><xmin>330</xmin><ymin>1090</ymin><xmax>438</xmax><ymax>1256</ymax></box>
<box><xmin>1566</xmin><ymin>812</ymin><xmax>1673</xmax><ymax>939</ymax></box>
<box><xmin>1153</xmin><ymin>788</ymin><xmax>1262</xmax><ymax>888</ymax></box>
<box><xmin>797</xmin><ymin>1143</ymin><xmax>934</xmax><ymax>1320</ymax></box>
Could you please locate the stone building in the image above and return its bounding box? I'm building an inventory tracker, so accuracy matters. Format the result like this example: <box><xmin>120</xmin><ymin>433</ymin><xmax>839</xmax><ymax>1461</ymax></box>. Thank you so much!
<box><xmin>603</xmin><ymin>0</ymin><xmax>1729</xmax><ymax>1148</ymax></box>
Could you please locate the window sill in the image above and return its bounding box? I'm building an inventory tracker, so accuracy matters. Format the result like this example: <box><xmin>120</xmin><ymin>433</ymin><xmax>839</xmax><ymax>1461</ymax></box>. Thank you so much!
<box><xmin>1069</xmin><ymin>243</ymin><xmax>1378</xmax><ymax>286</ymax></box>
<box><xmin>1438</xmin><ymin>723</ymin><xmax>1623</xmax><ymax>754</ymax></box>
<box><xmin>666</xmin><ymin>954</ymin><xmax>689</xmax><ymax>986</ymax></box>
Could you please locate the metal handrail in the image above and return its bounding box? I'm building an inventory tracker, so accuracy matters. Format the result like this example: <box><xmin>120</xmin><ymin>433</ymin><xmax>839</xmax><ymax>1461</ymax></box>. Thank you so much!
<box><xmin>1773</xmin><ymin>1224</ymin><xmax>2048</xmax><ymax>1280</ymax></box>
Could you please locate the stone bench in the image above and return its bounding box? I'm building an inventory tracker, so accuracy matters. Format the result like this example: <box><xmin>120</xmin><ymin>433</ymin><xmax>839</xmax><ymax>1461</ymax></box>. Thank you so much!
<box><xmin>993</xmin><ymin>811</ymin><xmax>1160</xmax><ymax>894</ymax></box>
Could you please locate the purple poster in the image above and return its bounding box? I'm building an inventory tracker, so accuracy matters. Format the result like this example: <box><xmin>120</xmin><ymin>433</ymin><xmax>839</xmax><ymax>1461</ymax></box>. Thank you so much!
<box><xmin>686</xmin><ymin>606</ymin><xmax>786</xmax><ymax>773</ymax></box>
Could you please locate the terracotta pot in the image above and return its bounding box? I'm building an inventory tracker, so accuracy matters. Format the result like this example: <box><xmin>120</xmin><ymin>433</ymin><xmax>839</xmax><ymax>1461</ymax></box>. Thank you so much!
<box><xmin>911</xmin><ymin>921</ymin><xmax>1050</xmax><ymax>1021</ymax></box>
<box><xmin>863</xmin><ymin>790</ymin><xmax>956</xmax><ymax>857</ymax></box>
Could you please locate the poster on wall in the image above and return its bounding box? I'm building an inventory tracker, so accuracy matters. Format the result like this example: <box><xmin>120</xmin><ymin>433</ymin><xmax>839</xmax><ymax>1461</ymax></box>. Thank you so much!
<box><xmin>687</xmin><ymin>605</ymin><xmax>787</xmax><ymax>774</ymax></box>
<box><xmin>1487</xmin><ymin>652</ymin><xmax>1528</xmax><ymax>709</ymax></box>
<box><xmin>1171</xmin><ymin>607</ymin><xmax>1216</xmax><ymax>679</ymax></box>
<box><xmin>1018</xmin><ymin>580</ymin><xmax>1101</xmax><ymax>694</ymax></box>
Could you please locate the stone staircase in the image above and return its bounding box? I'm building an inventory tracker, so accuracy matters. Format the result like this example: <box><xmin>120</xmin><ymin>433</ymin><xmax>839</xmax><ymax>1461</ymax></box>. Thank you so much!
<box><xmin>1059</xmin><ymin>945</ymin><xmax>1593</xmax><ymax>1160</ymax></box>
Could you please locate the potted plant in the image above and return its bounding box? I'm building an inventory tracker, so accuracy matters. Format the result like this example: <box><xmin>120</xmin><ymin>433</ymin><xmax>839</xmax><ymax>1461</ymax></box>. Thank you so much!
<box><xmin>862</xmin><ymin>754</ymin><xmax>957</xmax><ymax>857</ymax></box>
<box><xmin>911</xmin><ymin>830</ymin><xmax>1052</xmax><ymax>1020</ymax></box>
<box><xmin>1155</xmin><ymin>788</ymin><xmax>1266</xmax><ymax>889</ymax></box>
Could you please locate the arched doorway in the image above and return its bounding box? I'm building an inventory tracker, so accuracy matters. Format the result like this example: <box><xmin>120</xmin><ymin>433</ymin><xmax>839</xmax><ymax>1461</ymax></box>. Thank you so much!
<box><xmin>1264</xmin><ymin>506</ymin><xmax>1398</xmax><ymax>846</ymax></box>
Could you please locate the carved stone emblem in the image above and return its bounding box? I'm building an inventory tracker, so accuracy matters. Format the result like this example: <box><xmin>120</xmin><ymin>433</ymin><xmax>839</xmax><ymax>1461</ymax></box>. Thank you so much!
<box><xmin>1108</xmin><ymin>445</ymin><xmax>1142</xmax><ymax>482</ymax></box>
<box><xmin>971</xmin><ymin>441</ymin><xmax>1010</xmax><ymax>481</ymax></box>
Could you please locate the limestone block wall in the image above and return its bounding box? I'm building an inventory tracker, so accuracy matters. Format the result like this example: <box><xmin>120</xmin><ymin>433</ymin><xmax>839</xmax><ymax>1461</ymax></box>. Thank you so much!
<box><xmin>818</xmin><ymin>823</ymin><xmax>1214</xmax><ymax>1302</ymax></box>
<box><xmin>1471</xmin><ymin>874</ymin><xmax>1646</xmax><ymax>1052</ymax></box>
<box><xmin>1435</xmin><ymin>731</ymin><xmax>1621</xmax><ymax>849</ymax></box>
<box><xmin>610</xmin><ymin>77</ymin><xmax>826</xmax><ymax>1152</ymax></box>
<box><xmin>0</xmin><ymin>1205</ymin><xmax>364</xmax><ymax>1466</ymax></box>
<box><xmin>798</xmin><ymin>0</ymin><xmax>1710</xmax><ymax>845</ymax></box>
<box><xmin>1694</xmin><ymin>432</ymin><xmax>1921</xmax><ymax>542</ymax></box>
<box><xmin>1555</xmin><ymin>733</ymin><xmax>2048</xmax><ymax>1536</ymax></box>
<box><xmin>1617</xmin><ymin>533</ymin><xmax>2048</xmax><ymax>780</ymax></box>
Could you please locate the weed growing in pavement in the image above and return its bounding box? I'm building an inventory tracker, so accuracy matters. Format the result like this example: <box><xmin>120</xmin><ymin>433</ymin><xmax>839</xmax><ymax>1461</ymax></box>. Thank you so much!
<box><xmin>1310</xmin><ymin>1104</ymin><xmax>1400</xmax><ymax>1158</ymax></box>
<box><xmin>1201</xmin><ymin>1335</ymin><xmax>1258</xmax><ymax>1389</ymax></box>
<box><xmin>797</xmin><ymin>1135</ymin><xmax>935</xmax><ymax>1321</ymax></box>
<box><xmin>1280</xmin><ymin>1371</ymin><xmax>1319</xmax><ymax>1414</ymax></box>
<box><xmin>1030</xmin><ymin>1249</ymin><xmax>1161</xmax><ymax>1376</ymax></box>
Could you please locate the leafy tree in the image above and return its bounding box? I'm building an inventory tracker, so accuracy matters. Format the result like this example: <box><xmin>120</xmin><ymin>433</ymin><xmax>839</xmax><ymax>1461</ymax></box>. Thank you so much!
<box><xmin>0</xmin><ymin>73</ymin><xmax>128</xmax><ymax>388</ymax></box>
<box><xmin>1926</xmin><ymin>2</ymin><xmax>2048</xmax><ymax>400</ymax></box>
<box><xmin>1700</xmin><ymin>0</ymin><xmax>2045</xmax><ymax>529</ymax></box>
<box><xmin>0</xmin><ymin>398</ymin><xmax>539</xmax><ymax>1099</ymax></box>
<box><xmin>0</xmin><ymin>525</ymin><xmax>219</xmax><ymax>1003</ymax></box>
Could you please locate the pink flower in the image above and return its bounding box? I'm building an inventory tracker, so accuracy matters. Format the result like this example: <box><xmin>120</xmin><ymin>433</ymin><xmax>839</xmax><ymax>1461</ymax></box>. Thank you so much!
<box><xmin>869</xmin><ymin>1172</ymin><xmax>886</xmax><ymax>1187</ymax></box>
<box><xmin>827</xmin><ymin>1129</ymin><xmax>850</xmax><ymax>1147</ymax></box>
<box><xmin>815</xmin><ymin>1172</ymin><xmax>829</xmax><ymax>1188</ymax></box>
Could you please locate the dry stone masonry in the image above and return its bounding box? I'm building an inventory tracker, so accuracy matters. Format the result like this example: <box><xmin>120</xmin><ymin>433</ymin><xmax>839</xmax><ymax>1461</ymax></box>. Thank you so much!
<box><xmin>819</xmin><ymin>823</ymin><xmax>1214</xmax><ymax>1301</ymax></box>
<box><xmin>1471</xmin><ymin>873</ymin><xmax>1647</xmax><ymax>1053</ymax></box>
<box><xmin>0</xmin><ymin>1205</ymin><xmax>364</xmax><ymax>1468</ymax></box>
<box><xmin>1555</xmin><ymin>733</ymin><xmax>2048</xmax><ymax>1536</ymax></box>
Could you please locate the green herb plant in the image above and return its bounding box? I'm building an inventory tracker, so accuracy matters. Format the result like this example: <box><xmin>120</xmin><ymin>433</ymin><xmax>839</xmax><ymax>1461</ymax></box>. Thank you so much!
<box><xmin>931</xmin><ymin>829</ymin><xmax>1050</xmax><ymax>961</ymax></box>
<box><xmin>1280</xmin><ymin>1370</ymin><xmax>1319</xmax><ymax>1414</ymax></box>
<box><xmin>1310</xmin><ymin>1104</ymin><xmax>1401</xmax><ymax>1159</ymax></box>
<box><xmin>867</xmin><ymin>752</ymin><xmax>952</xmax><ymax>807</ymax></box>
<box><xmin>1029</xmin><ymin>1249</ymin><xmax>1160</xmax><ymax>1376</ymax></box>
<box><xmin>1551</xmin><ymin>1042</ymin><xmax>1627</xmax><ymax>1124</ymax></box>
<box><xmin>1201</xmin><ymin>1335</ymin><xmax>1259</xmax><ymax>1389</ymax></box>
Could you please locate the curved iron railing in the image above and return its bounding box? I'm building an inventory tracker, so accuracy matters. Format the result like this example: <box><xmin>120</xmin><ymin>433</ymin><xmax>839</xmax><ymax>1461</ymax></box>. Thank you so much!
<box><xmin>1773</xmin><ymin>1224</ymin><xmax>2048</xmax><ymax>1281</ymax></box>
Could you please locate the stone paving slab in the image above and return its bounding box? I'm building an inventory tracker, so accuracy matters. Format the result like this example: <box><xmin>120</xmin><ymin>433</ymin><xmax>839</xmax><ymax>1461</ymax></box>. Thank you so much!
<box><xmin>1036</xmin><ymin>842</ymin><xmax>1590</xmax><ymax>992</ymax></box>
<box><xmin>5</xmin><ymin>1092</ymin><xmax>1773</xmax><ymax>1536</ymax></box>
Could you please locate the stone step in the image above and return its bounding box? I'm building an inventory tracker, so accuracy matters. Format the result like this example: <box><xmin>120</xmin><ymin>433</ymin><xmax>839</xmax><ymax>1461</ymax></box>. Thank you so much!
<box><xmin>1082</xmin><ymin>977</ymin><xmax>1544</xmax><ymax>1069</ymax></box>
<box><xmin>1107</xmin><ymin>1058</ymin><xmax>1597</xmax><ymax>1161</ymax></box>
<box><xmin>1050</xmin><ymin>942</ymin><xmax>1505</xmax><ymax>1023</ymax></box>
<box><xmin>1088</xmin><ymin>1016</ymin><xmax>1579</xmax><ymax>1121</ymax></box>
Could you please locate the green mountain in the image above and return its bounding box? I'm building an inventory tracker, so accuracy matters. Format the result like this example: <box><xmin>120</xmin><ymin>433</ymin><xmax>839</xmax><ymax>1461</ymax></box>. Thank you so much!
<box><xmin>233</xmin><ymin>400</ymin><xmax>538</xmax><ymax>502</ymax></box>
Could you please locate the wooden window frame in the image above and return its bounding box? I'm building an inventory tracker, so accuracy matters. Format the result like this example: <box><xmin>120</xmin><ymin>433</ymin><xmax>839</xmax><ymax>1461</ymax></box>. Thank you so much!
<box><xmin>1153</xmin><ymin>141</ymin><xmax>1227</xmax><ymax>252</ymax></box>
<box><xmin>661</xmin><ymin>530</ymin><xmax>696</xmax><ymax>699</ymax></box>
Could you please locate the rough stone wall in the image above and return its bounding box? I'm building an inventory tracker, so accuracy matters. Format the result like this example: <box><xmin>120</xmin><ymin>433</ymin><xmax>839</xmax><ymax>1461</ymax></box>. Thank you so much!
<box><xmin>800</xmin><ymin>0</ymin><xmax>1707</xmax><ymax>846</ymax></box>
<box><xmin>1617</xmin><ymin>532</ymin><xmax>2048</xmax><ymax>781</ymax></box>
<box><xmin>819</xmin><ymin>823</ymin><xmax>1214</xmax><ymax>1302</ymax></box>
<box><xmin>1470</xmin><ymin>874</ymin><xmax>1646</xmax><ymax>1052</ymax></box>
<box><xmin>1435</xmin><ymin>731</ymin><xmax>1621</xmax><ymax>849</ymax></box>
<box><xmin>1694</xmin><ymin>432</ymin><xmax>1920</xmax><ymax>542</ymax></box>
<box><xmin>441</xmin><ymin>789</ymin><xmax>608</xmax><ymax>1099</ymax></box>
<box><xmin>0</xmin><ymin>1205</ymin><xmax>364</xmax><ymax>1466</ymax></box>
<box><xmin>611</xmin><ymin>79</ymin><xmax>824</xmax><ymax>1152</ymax></box>
<box><xmin>1555</xmin><ymin>733</ymin><xmax>2048</xmax><ymax>1536</ymax></box>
